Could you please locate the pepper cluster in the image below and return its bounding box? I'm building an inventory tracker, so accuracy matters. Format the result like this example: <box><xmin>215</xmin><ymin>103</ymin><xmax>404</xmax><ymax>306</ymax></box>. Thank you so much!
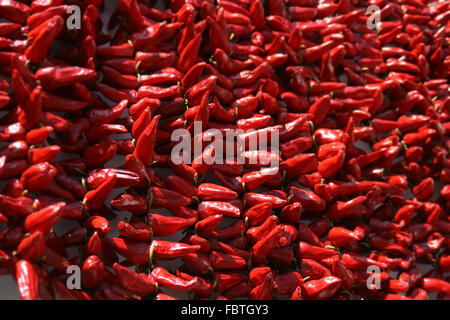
<box><xmin>0</xmin><ymin>0</ymin><xmax>449</xmax><ymax>300</ymax></box>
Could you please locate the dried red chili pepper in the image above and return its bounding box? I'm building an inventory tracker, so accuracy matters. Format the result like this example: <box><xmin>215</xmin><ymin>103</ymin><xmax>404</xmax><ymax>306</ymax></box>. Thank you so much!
<box><xmin>83</xmin><ymin>216</ymin><xmax>110</xmax><ymax>236</ymax></box>
<box><xmin>133</xmin><ymin>115</ymin><xmax>160</xmax><ymax>166</ymax></box>
<box><xmin>209</xmin><ymin>250</ymin><xmax>247</xmax><ymax>270</ymax></box>
<box><xmin>26</xmin><ymin>16</ymin><xmax>64</xmax><ymax>63</ymax></box>
<box><xmin>244</xmin><ymin>202</ymin><xmax>272</xmax><ymax>227</ymax></box>
<box><xmin>15</xmin><ymin>260</ymin><xmax>39</xmax><ymax>300</ymax></box>
<box><xmin>296</xmin><ymin>241</ymin><xmax>339</xmax><ymax>260</ymax></box>
<box><xmin>84</xmin><ymin>174</ymin><xmax>117</xmax><ymax>211</ymax></box>
<box><xmin>149</xmin><ymin>186</ymin><xmax>191</xmax><ymax>208</ymax></box>
<box><xmin>289</xmin><ymin>186</ymin><xmax>326</xmax><ymax>212</ymax></box>
<box><xmin>328</xmin><ymin>226</ymin><xmax>364</xmax><ymax>247</ymax></box>
<box><xmin>422</xmin><ymin>278</ymin><xmax>450</xmax><ymax>295</ymax></box>
<box><xmin>82</xmin><ymin>255</ymin><xmax>104</xmax><ymax>288</ymax></box>
<box><xmin>24</xmin><ymin>202</ymin><xmax>65</xmax><ymax>234</ymax></box>
<box><xmin>212</xmin><ymin>220</ymin><xmax>246</xmax><ymax>240</ymax></box>
<box><xmin>147</xmin><ymin>213</ymin><xmax>196</xmax><ymax>236</ymax></box>
<box><xmin>114</xmin><ymin>262</ymin><xmax>156</xmax><ymax>296</ymax></box>
<box><xmin>252</xmin><ymin>225</ymin><xmax>285</xmax><ymax>263</ymax></box>
<box><xmin>151</xmin><ymin>267</ymin><xmax>198</xmax><ymax>291</ymax></box>
<box><xmin>17</xmin><ymin>231</ymin><xmax>46</xmax><ymax>261</ymax></box>
<box><xmin>82</xmin><ymin>140</ymin><xmax>118</xmax><ymax>168</ymax></box>
<box><xmin>302</xmin><ymin>276</ymin><xmax>342</xmax><ymax>300</ymax></box>
<box><xmin>198</xmin><ymin>201</ymin><xmax>241</xmax><ymax>219</ymax></box>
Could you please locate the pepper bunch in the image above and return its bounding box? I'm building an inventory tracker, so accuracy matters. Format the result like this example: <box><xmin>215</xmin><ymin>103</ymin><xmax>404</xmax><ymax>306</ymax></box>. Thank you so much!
<box><xmin>0</xmin><ymin>0</ymin><xmax>449</xmax><ymax>300</ymax></box>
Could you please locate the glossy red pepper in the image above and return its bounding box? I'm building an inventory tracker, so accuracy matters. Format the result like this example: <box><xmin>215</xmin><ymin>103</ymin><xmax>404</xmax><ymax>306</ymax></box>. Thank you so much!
<box><xmin>24</xmin><ymin>202</ymin><xmax>65</xmax><ymax>234</ymax></box>
<box><xmin>84</xmin><ymin>174</ymin><xmax>117</xmax><ymax>211</ymax></box>
<box><xmin>252</xmin><ymin>225</ymin><xmax>285</xmax><ymax>263</ymax></box>
<box><xmin>114</xmin><ymin>263</ymin><xmax>156</xmax><ymax>296</ymax></box>
<box><xmin>151</xmin><ymin>267</ymin><xmax>198</xmax><ymax>291</ymax></box>
<box><xmin>147</xmin><ymin>213</ymin><xmax>196</xmax><ymax>236</ymax></box>
<box><xmin>26</xmin><ymin>16</ymin><xmax>64</xmax><ymax>63</ymax></box>
<box><xmin>15</xmin><ymin>260</ymin><xmax>39</xmax><ymax>300</ymax></box>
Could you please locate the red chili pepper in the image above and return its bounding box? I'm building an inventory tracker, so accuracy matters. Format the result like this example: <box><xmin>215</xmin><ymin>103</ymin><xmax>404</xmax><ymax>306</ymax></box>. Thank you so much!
<box><xmin>52</xmin><ymin>280</ymin><xmax>85</xmax><ymax>300</ymax></box>
<box><xmin>82</xmin><ymin>255</ymin><xmax>104</xmax><ymax>288</ymax></box>
<box><xmin>26</xmin><ymin>16</ymin><xmax>64</xmax><ymax>63</ymax></box>
<box><xmin>117</xmin><ymin>221</ymin><xmax>150</xmax><ymax>242</ymax></box>
<box><xmin>300</xmin><ymin>258</ymin><xmax>332</xmax><ymax>280</ymax></box>
<box><xmin>28</xmin><ymin>145</ymin><xmax>60</xmax><ymax>164</ymax></box>
<box><xmin>23</xmin><ymin>202</ymin><xmax>65</xmax><ymax>235</ymax></box>
<box><xmin>0</xmin><ymin>22</ymin><xmax>21</xmax><ymax>36</ymax></box>
<box><xmin>209</xmin><ymin>250</ymin><xmax>247</xmax><ymax>270</ymax></box>
<box><xmin>327</xmin><ymin>196</ymin><xmax>368</xmax><ymax>221</ymax></box>
<box><xmin>107</xmin><ymin>237</ymin><xmax>198</xmax><ymax>264</ymax></box>
<box><xmin>36</xmin><ymin>66</ymin><xmax>97</xmax><ymax>90</ymax></box>
<box><xmin>180</xmin><ymin>252</ymin><xmax>212</xmax><ymax>276</ymax></box>
<box><xmin>412</xmin><ymin>233</ymin><xmax>445</xmax><ymax>258</ymax></box>
<box><xmin>210</xmin><ymin>272</ymin><xmax>242</xmax><ymax>292</ymax></box>
<box><xmin>102</xmin><ymin>66</ymin><xmax>138</xmax><ymax>89</ymax></box>
<box><xmin>244</xmin><ymin>202</ymin><xmax>272</xmax><ymax>227</ymax></box>
<box><xmin>178</xmin><ymin>269</ymin><xmax>213</xmax><ymax>297</ymax></box>
<box><xmin>97</xmin><ymin>43</ymin><xmax>134</xmax><ymax>58</ymax></box>
<box><xmin>114</xmin><ymin>262</ymin><xmax>156</xmax><ymax>296</ymax></box>
<box><xmin>84</xmin><ymin>174</ymin><xmax>117</xmax><ymax>211</ymax></box>
<box><xmin>147</xmin><ymin>213</ymin><xmax>196</xmax><ymax>236</ymax></box>
<box><xmin>197</xmin><ymin>183</ymin><xmax>237</xmax><ymax>201</ymax></box>
<box><xmin>249</xmin><ymin>272</ymin><xmax>274</xmax><ymax>300</ymax></box>
<box><xmin>328</xmin><ymin>226</ymin><xmax>364</xmax><ymax>247</ymax></box>
<box><xmin>221</xmin><ymin>280</ymin><xmax>250</xmax><ymax>299</ymax></box>
<box><xmin>17</xmin><ymin>231</ymin><xmax>46</xmax><ymax>261</ymax></box>
<box><xmin>248</xmin><ymin>266</ymin><xmax>269</xmax><ymax>285</ymax></box>
<box><xmin>281</xmin><ymin>153</ymin><xmax>318</xmax><ymax>178</ymax></box>
<box><xmin>61</xmin><ymin>227</ymin><xmax>87</xmax><ymax>247</ymax></box>
<box><xmin>370</xmin><ymin>234</ymin><xmax>413</xmax><ymax>258</ymax></box>
<box><xmin>210</xmin><ymin>239</ymin><xmax>250</xmax><ymax>259</ymax></box>
<box><xmin>83</xmin><ymin>140</ymin><xmax>118</xmax><ymax>168</ymax></box>
<box><xmin>177</xmin><ymin>33</ymin><xmax>202</xmax><ymax>72</ymax></box>
<box><xmin>88</xmin><ymin>100</ymin><xmax>128</xmax><ymax>126</ymax></box>
<box><xmin>309</xmin><ymin>95</ymin><xmax>332</xmax><ymax>126</ymax></box>
<box><xmin>24</xmin><ymin>126</ymin><xmax>53</xmax><ymax>145</ymax></box>
<box><xmin>198</xmin><ymin>201</ymin><xmax>241</xmax><ymax>219</ymax></box>
<box><xmin>42</xmin><ymin>246</ymin><xmax>69</xmax><ymax>271</ymax></box>
<box><xmin>412</xmin><ymin>177</ymin><xmax>434</xmax><ymax>201</ymax></box>
<box><xmin>83</xmin><ymin>216</ymin><xmax>110</xmax><ymax>236</ymax></box>
<box><xmin>87</xmin><ymin>231</ymin><xmax>102</xmax><ymax>255</ymax></box>
<box><xmin>15</xmin><ymin>260</ymin><xmax>39</xmax><ymax>300</ymax></box>
<box><xmin>252</xmin><ymin>225</ymin><xmax>285</xmax><ymax>263</ymax></box>
<box><xmin>302</xmin><ymin>276</ymin><xmax>342</xmax><ymax>300</ymax></box>
<box><xmin>133</xmin><ymin>115</ymin><xmax>160</xmax><ymax>166</ymax></box>
<box><xmin>151</xmin><ymin>267</ymin><xmax>198</xmax><ymax>291</ymax></box>
<box><xmin>244</xmin><ymin>191</ymin><xmax>288</xmax><ymax>209</ymax></box>
<box><xmin>289</xmin><ymin>186</ymin><xmax>326</xmax><ymax>212</ymax></box>
<box><xmin>298</xmin><ymin>222</ymin><xmax>322</xmax><ymax>247</ymax></box>
<box><xmin>279</xmin><ymin>202</ymin><xmax>301</xmax><ymax>224</ymax></box>
<box><xmin>87</xmin><ymin>169</ymin><xmax>140</xmax><ymax>189</ymax></box>
<box><xmin>148</xmin><ymin>186</ymin><xmax>191</xmax><ymax>208</ymax></box>
<box><xmin>111</xmin><ymin>193</ymin><xmax>148</xmax><ymax>215</ymax></box>
<box><xmin>422</xmin><ymin>278</ymin><xmax>450</xmax><ymax>295</ymax></box>
<box><xmin>296</xmin><ymin>241</ymin><xmax>339</xmax><ymax>260</ymax></box>
<box><xmin>194</xmin><ymin>214</ymin><xmax>222</xmax><ymax>238</ymax></box>
<box><xmin>212</xmin><ymin>220</ymin><xmax>246</xmax><ymax>240</ymax></box>
<box><xmin>18</xmin><ymin>85</ymin><xmax>42</xmax><ymax>130</ymax></box>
